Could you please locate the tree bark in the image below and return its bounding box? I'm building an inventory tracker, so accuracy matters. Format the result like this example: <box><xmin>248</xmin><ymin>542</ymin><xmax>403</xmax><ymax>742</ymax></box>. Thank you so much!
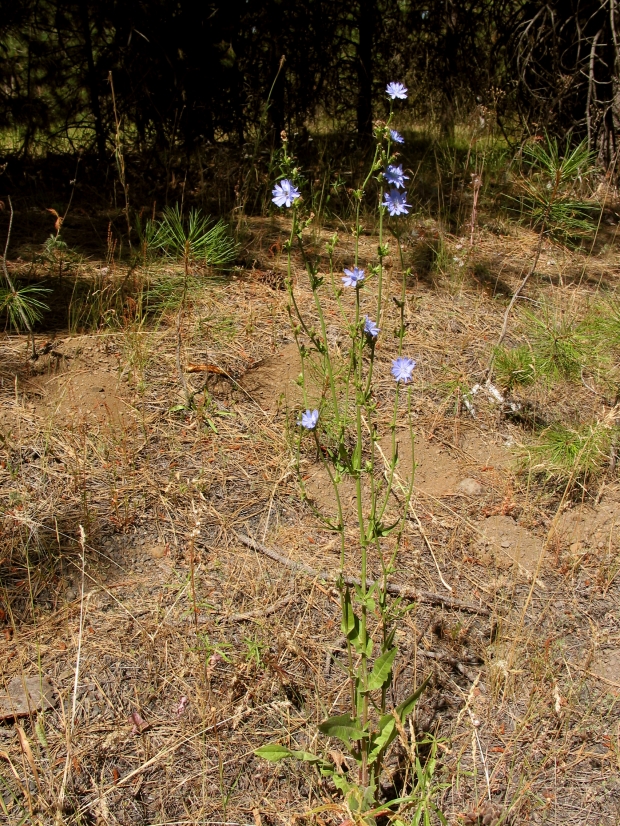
<box><xmin>78</xmin><ymin>1</ymin><xmax>106</xmax><ymax>158</ymax></box>
<box><xmin>356</xmin><ymin>0</ymin><xmax>374</xmax><ymax>138</ymax></box>
<box><xmin>440</xmin><ymin>0</ymin><xmax>458</xmax><ymax>139</ymax></box>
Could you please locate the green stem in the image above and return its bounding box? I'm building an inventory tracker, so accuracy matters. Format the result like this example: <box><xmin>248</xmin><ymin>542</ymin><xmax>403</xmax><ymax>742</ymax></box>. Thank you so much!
<box><xmin>295</xmin><ymin>231</ymin><xmax>341</xmax><ymax>429</ymax></box>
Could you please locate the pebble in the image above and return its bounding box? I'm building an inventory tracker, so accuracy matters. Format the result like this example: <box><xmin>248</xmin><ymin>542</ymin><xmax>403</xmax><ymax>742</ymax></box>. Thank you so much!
<box><xmin>457</xmin><ymin>477</ymin><xmax>483</xmax><ymax>496</ymax></box>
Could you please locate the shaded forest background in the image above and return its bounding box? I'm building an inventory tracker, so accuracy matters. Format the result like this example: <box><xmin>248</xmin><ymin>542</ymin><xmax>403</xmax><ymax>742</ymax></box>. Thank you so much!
<box><xmin>0</xmin><ymin>0</ymin><xmax>619</xmax><ymax>215</ymax></box>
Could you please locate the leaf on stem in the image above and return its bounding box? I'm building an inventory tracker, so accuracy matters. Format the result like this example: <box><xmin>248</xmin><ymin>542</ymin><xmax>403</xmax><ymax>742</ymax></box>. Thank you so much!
<box><xmin>366</xmin><ymin>647</ymin><xmax>397</xmax><ymax>692</ymax></box>
<box><xmin>254</xmin><ymin>743</ymin><xmax>293</xmax><ymax>762</ymax></box>
<box><xmin>317</xmin><ymin>713</ymin><xmax>367</xmax><ymax>748</ymax></box>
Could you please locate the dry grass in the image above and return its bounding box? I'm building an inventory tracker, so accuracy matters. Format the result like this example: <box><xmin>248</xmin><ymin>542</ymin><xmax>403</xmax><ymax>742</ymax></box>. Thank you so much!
<box><xmin>1</xmin><ymin>216</ymin><xmax>619</xmax><ymax>825</ymax></box>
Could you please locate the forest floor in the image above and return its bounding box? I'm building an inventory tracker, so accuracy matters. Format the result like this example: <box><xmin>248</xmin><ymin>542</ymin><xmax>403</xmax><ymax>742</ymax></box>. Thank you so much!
<box><xmin>1</xmin><ymin>212</ymin><xmax>620</xmax><ymax>826</ymax></box>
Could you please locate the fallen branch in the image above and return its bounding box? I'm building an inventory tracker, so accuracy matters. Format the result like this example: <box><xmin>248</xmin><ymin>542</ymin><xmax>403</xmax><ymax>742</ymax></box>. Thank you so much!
<box><xmin>236</xmin><ymin>533</ymin><xmax>490</xmax><ymax>616</ymax></box>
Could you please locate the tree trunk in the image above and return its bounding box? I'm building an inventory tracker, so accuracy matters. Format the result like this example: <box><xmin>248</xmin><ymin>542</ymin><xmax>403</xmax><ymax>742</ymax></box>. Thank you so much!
<box><xmin>599</xmin><ymin>0</ymin><xmax>620</xmax><ymax>167</ymax></box>
<box><xmin>440</xmin><ymin>0</ymin><xmax>458</xmax><ymax>139</ymax></box>
<box><xmin>356</xmin><ymin>0</ymin><xmax>374</xmax><ymax>138</ymax></box>
<box><xmin>78</xmin><ymin>1</ymin><xmax>106</xmax><ymax>158</ymax></box>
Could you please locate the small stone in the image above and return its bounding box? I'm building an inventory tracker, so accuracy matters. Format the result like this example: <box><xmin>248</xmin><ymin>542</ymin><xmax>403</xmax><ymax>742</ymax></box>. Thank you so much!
<box><xmin>0</xmin><ymin>676</ymin><xmax>54</xmax><ymax>720</ymax></box>
<box><xmin>457</xmin><ymin>478</ymin><xmax>483</xmax><ymax>497</ymax></box>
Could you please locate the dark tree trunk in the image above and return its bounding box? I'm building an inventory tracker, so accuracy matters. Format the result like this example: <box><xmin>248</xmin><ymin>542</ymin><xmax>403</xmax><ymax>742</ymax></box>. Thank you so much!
<box><xmin>594</xmin><ymin>0</ymin><xmax>619</xmax><ymax>166</ymax></box>
<box><xmin>440</xmin><ymin>0</ymin><xmax>458</xmax><ymax>139</ymax></box>
<box><xmin>78</xmin><ymin>0</ymin><xmax>106</xmax><ymax>158</ymax></box>
<box><xmin>268</xmin><ymin>32</ymin><xmax>286</xmax><ymax>143</ymax></box>
<box><xmin>356</xmin><ymin>0</ymin><xmax>374</xmax><ymax>138</ymax></box>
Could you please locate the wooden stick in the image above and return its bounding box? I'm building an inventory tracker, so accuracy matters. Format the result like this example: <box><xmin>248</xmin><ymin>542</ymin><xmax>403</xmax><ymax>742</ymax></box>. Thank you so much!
<box><xmin>235</xmin><ymin>533</ymin><xmax>490</xmax><ymax>616</ymax></box>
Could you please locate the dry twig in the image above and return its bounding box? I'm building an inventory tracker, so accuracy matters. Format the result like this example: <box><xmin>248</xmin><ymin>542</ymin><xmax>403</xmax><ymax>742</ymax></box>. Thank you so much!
<box><xmin>235</xmin><ymin>533</ymin><xmax>490</xmax><ymax>615</ymax></box>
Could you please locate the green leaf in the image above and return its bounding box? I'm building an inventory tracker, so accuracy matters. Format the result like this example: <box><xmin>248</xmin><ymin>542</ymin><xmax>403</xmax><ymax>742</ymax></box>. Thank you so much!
<box><xmin>346</xmin><ymin>782</ymin><xmax>377</xmax><ymax>814</ymax></box>
<box><xmin>366</xmin><ymin>647</ymin><xmax>397</xmax><ymax>692</ymax></box>
<box><xmin>290</xmin><ymin>750</ymin><xmax>328</xmax><ymax>766</ymax></box>
<box><xmin>34</xmin><ymin>715</ymin><xmax>48</xmax><ymax>748</ymax></box>
<box><xmin>395</xmin><ymin>674</ymin><xmax>431</xmax><ymax>721</ymax></box>
<box><xmin>318</xmin><ymin>713</ymin><xmax>366</xmax><ymax>747</ymax></box>
<box><xmin>254</xmin><ymin>743</ymin><xmax>293</xmax><ymax>762</ymax></box>
<box><xmin>368</xmin><ymin>716</ymin><xmax>396</xmax><ymax>764</ymax></box>
<box><xmin>368</xmin><ymin>675</ymin><xmax>431</xmax><ymax>762</ymax></box>
<box><xmin>341</xmin><ymin>589</ymin><xmax>357</xmax><ymax>637</ymax></box>
<box><xmin>332</xmin><ymin>773</ymin><xmax>353</xmax><ymax>794</ymax></box>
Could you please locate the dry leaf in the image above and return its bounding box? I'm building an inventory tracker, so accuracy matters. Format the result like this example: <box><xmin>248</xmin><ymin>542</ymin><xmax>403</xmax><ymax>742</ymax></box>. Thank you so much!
<box><xmin>186</xmin><ymin>363</ymin><xmax>226</xmax><ymax>374</ymax></box>
<box><xmin>328</xmin><ymin>749</ymin><xmax>346</xmax><ymax>771</ymax></box>
<box><xmin>16</xmin><ymin>724</ymin><xmax>41</xmax><ymax>791</ymax></box>
<box><xmin>46</xmin><ymin>208</ymin><xmax>63</xmax><ymax>233</ymax></box>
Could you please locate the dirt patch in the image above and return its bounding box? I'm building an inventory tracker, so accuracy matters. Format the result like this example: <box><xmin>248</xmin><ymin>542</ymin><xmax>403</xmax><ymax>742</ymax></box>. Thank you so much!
<box><xmin>476</xmin><ymin>514</ymin><xmax>543</xmax><ymax>573</ymax></box>
<box><xmin>379</xmin><ymin>431</ymin><xmax>461</xmax><ymax>497</ymax></box>
<box><xmin>556</xmin><ymin>498</ymin><xmax>620</xmax><ymax>553</ymax></box>
<box><xmin>300</xmin><ymin>465</ymin><xmax>386</xmax><ymax>523</ymax></box>
<box><xmin>591</xmin><ymin>648</ymin><xmax>620</xmax><ymax>693</ymax></box>
<box><xmin>241</xmin><ymin>342</ymin><xmax>307</xmax><ymax>412</ymax></box>
<box><xmin>380</xmin><ymin>429</ymin><xmax>510</xmax><ymax>499</ymax></box>
<box><xmin>25</xmin><ymin>336</ymin><xmax>133</xmax><ymax>428</ymax></box>
<box><xmin>302</xmin><ymin>427</ymin><xmax>509</xmax><ymax>521</ymax></box>
<box><xmin>36</xmin><ymin>369</ymin><xmax>130</xmax><ymax>426</ymax></box>
<box><xmin>463</xmin><ymin>430</ymin><xmax>512</xmax><ymax>470</ymax></box>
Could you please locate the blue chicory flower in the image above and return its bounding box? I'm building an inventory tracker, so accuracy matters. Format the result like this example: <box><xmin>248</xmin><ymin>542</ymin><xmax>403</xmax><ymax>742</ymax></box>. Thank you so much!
<box><xmin>342</xmin><ymin>266</ymin><xmax>365</xmax><ymax>287</ymax></box>
<box><xmin>391</xmin><ymin>357</ymin><xmax>416</xmax><ymax>383</ymax></box>
<box><xmin>383</xmin><ymin>188</ymin><xmax>411</xmax><ymax>216</ymax></box>
<box><xmin>383</xmin><ymin>164</ymin><xmax>409</xmax><ymax>189</ymax></box>
<box><xmin>386</xmin><ymin>82</ymin><xmax>408</xmax><ymax>100</ymax></box>
<box><xmin>272</xmin><ymin>179</ymin><xmax>301</xmax><ymax>208</ymax></box>
<box><xmin>298</xmin><ymin>409</ymin><xmax>319</xmax><ymax>430</ymax></box>
<box><xmin>390</xmin><ymin>129</ymin><xmax>405</xmax><ymax>144</ymax></box>
<box><xmin>364</xmin><ymin>316</ymin><xmax>380</xmax><ymax>338</ymax></box>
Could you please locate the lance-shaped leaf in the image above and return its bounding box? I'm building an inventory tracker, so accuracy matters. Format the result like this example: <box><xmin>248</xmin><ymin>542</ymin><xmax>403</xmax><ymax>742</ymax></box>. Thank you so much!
<box><xmin>341</xmin><ymin>589</ymin><xmax>358</xmax><ymax>638</ymax></box>
<box><xmin>367</xmin><ymin>716</ymin><xmax>396</xmax><ymax>765</ymax></box>
<box><xmin>255</xmin><ymin>743</ymin><xmax>293</xmax><ymax>762</ymax></box>
<box><xmin>366</xmin><ymin>647</ymin><xmax>397</xmax><ymax>692</ymax></box>
<box><xmin>369</xmin><ymin>674</ymin><xmax>431</xmax><ymax>761</ymax></box>
<box><xmin>341</xmin><ymin>589</ymin><xmax>367</xmax><ymax>653</ymax></box>
<box><xmin>395</xmin><ymin>674</ymin><xmax>430</xmax><ymax>721</ymax></box>
<box><xmin>318</xmin><ymin>713</ymin><xmax>367</xmax><ymax>748</ymax></box>
<box><xmin>255</xmin><ymin>744</ymin><xmax>335</xmax><ymax>775</ymax></box>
